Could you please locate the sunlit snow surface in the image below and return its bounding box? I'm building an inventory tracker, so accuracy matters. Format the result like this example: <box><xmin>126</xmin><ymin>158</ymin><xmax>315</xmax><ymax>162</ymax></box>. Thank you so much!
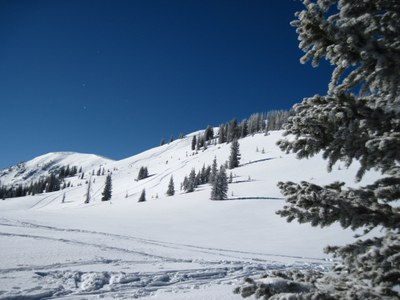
<box><xmin>0</xmin><ymin>131</ymin><xmax>379</xmax><ymax>299</ymax></box>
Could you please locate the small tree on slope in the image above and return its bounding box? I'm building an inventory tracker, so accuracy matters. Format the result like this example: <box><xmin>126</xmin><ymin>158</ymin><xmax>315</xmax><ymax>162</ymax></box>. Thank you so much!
<box><xmin>101</xmin><ymin>174</ymin><xmax>112</xmax><ymax>201</ymax></box>
<box><xmin>166</xmin><ymin>175</ymin><xmax>175</xmax><ymax>196</ymax></box>
<box><xmin>210</xmin><ymin>166</ymin><xmax>228</xmax><ymax>200</ymax></box>
<box><xmin>138</xmin><ymin>189</ymin><xmax>146</xmax><ymax>202</ymax></box>
<box><xmin>235</xmin><ymin>1</ymin><xmax>400</xmax><ymax>299</ymax></box>
<box><xmin>228</xmin><ymin>139</ymin><xmax>241</xmax><ymax>169</ymax></box>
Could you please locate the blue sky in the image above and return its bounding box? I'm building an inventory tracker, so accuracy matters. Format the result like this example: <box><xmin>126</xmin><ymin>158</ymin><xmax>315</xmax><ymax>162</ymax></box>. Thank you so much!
<box><xmin>0</xmin><ymin>0</ymin><xmax>332</xmax><ymax>169</ymax></box>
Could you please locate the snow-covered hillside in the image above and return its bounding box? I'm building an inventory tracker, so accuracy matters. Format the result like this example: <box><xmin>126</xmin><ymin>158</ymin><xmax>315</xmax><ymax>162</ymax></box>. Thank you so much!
<box><xmin>0</xmin><ymin>152</ymin><xmax>113</xmax><ymax>187</ymax></box>
<box><xmin>0</xmin><ymin>130</ymin><xmax>379</xmax><ymax>299</ymax></box>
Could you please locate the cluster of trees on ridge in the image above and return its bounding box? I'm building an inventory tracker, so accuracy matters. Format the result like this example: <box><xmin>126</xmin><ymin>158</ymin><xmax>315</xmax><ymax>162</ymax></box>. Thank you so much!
<box><xmin>190</xmin><ymin>110</ymin><xmax>291</xmax><ymax>152</ymax></box>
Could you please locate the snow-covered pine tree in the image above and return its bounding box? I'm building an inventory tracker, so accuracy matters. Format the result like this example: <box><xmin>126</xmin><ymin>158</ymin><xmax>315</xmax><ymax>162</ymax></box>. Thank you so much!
<box><xmin>138</xmin><ymin>189</ymin><xmax>146</xmax><ymax>202</ymax></box>
<box><xmin>228</xmin><ymin>139</ymin><xmax>241</xmax><ymax>169</ymax></box>
<box><xmin>191</xmin><ymin>135</ymin><xmax>196</xmax><ymax>151</ymax></box>
<box><xmin>186</xmin><ymin>168</ymin><xmax>197</xmax><ymax>193</ymax></box>
<box><xmin>210</xmin><ymin>166</ymin><xmax>228</xmax><ymax>200</ymax></box>
<box><xmin>204</xmin><ymin>125</ymin><xmax>214</xmax><ymax>141</ymax></box>
<box><xmin>209</xmin><ymin>156</ymin><xmax>218</xmax><ymax>184</ymax></box>
<box><xmin>235</xmin><ymin>0</ymin><xmax>400</xmax><ymax>299</ymax></box>
<box><xmin>166</xmin><ymin>175</ymin><xmax>175</xmax><ymax>196</ymax></box>
<box><xmin>227</xmin><ymin>117</ymin><xmax>238</xmax><ymax>142</ymax></box>
<box><xmin>137</xmin><ymin>166</ymin><xmax>149</xmax><ymax>180</ymax></box>
<box><xmin>101</xmin><ymin>174</ymin><xmax>112</xmax><ymax>201</ymax></box>
<box><xmin>218</xmin><ymin>124</ymin><xmax>226</xmax><ymax>144</ymax></box>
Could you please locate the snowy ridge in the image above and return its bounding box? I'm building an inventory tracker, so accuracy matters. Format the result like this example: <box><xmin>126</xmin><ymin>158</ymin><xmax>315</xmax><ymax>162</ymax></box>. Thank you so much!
<box><xmin>0</xmin><ymin>130</ymin><xmax>380</xmax><ymax>299</ymax></box>
<box><xmin>0</xmin><ymin>152</ymin><xmax>113</xmax><ymax>187</ymax></box>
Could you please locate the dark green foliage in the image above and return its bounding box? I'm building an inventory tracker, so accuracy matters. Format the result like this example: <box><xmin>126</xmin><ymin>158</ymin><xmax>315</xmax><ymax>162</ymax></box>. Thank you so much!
<box><xmin>101</xmin><ymin>174</ymin><xmax>112</xmax><ymax>201</ymax></box>
<box><xmin>210</xmin><ymin>166</ymin><xmax>228</xmax><ymax>200</ymax></box>
<box><xmin>204</xmin><ymin>125</ymin><xmax>214</xmax><ymax>141</ymax></box>
<box><xmin>238</xmin><ymin>0</ymin><xmax>400</xmax><ymax>299</ymax></box>
<box><xmin>45</xmin><ymin>174</ymin><xmax>61</xmax><ymax>193</ymax></box>
<box><xmin>137</xmin><ymin>167</ymin><xmax>149</xmax><ymax>180</ymax></box>
<box><xmin>166</xmin><ymin>176</ymin><xmax>175</xmax><ymax>196</ymax></box>
<box><xmin>138</xmin><ymin>189</ymin><xmax>146</xmax><ymax>202</ymax></box>
<box><xmin>227</xmin><ymin>118</ymin><xmax>238</xmax><ymax>142</ymax></box>
<box><xmin>218</xmin><ymin>124</ymin><xmax>226</xmax><ymax>144</ymax></box>
<box><xmin>191</xmin><ymin>135</ymin><xmax>196</xmax><ymax>151</ymax></box>
<box><xmin>228</xmin><ymin>139</ymin><xmax>241</xmax><ymax>169</ymax></box>
<box><xmin>186</xmin><ymin>168</ymin><xmax>197</xmax><ymax>193</ymax></box>
<box><xmin>239</xmin><ymin>119</ymin><xmax>248</xmax><ymax>138</ymax></box>
<box><xmin>160</xmin><ymin>139</ymin><xmax>165</xmax><ymax>146</ymax></box>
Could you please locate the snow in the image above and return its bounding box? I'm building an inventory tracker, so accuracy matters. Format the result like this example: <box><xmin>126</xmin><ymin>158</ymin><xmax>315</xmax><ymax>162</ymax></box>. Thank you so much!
<box><xmin>0</xmin><ymin>130</ymin><xmax>380</xmax><ymax>299</ymax></box>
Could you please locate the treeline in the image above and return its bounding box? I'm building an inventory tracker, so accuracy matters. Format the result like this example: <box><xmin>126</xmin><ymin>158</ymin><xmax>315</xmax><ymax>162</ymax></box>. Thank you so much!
<box><xmin>191</xmin><ymin>110</ymin><xmax>292</xmax><ymax>151</ymax></box>
<box><xmin>0</xmin><ymin>164</ymin><xmax>82</xmax><ymax>200</ymax></box>
<box><xmin>0</xmin><ymin>174</ymin><xmax>66</xmax><ymax>199</ymax></box>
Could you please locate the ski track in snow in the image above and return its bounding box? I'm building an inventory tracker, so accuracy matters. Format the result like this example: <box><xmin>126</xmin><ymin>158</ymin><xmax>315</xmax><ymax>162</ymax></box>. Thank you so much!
<box><xmin>0</xmin><ymin>131</ymin><xmax>377</xmax><ymax>299</ymax></box>
<box><xmin>0</xmin><ymin>218</ymin><xmax>331</xmax><ymax>299</ymax></box>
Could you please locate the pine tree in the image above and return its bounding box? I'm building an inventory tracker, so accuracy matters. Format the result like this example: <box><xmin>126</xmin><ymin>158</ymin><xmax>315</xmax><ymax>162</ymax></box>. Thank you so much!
<box><xmin>210</xmin><ymin>166</ymin><xmax>228</xmax><ymax>200</ymax></box>
<box><xmin>228</xmin><ymin>139</ymin><xmax>241</xmax><ymax>169</ymax></box>
<box><xmin>209</xmin><ymin>156</ymin><xmax>218</xmax><ymax>183</ymax></box>
<box><xmin>235</xmin><ymin>1</ymin><xmax>400</xmax><ymax>299</ymax></box>
<box><xmin>191</xmin><ymin>135</ymin><xmax>196</xmax><ymax>151</ymax></box>
<box><xmin>137</xmin><ymin>166</ymin><xmax>149</xmax><ymax>180</ymax></box>
<box><xmin>166</xmin><ymin>176</ymin><xmax>175</xmax><ymax>196</ymax></box>
<box><xmin>227</xmin><ymin>117</ymin><xmax>238</xmax><ymax>142</ymax></box>
<box><xmin>184</xmin><ymin>168</ymin><xmax>197</xmax><ymax>193</ymax></box>
<box><xmin>204</xmin><ymin>125</ymin><xmax>214</xmax><ymax>141</ymax></box>
<box><xmin>218</xmin><ymin>124</ymin><xmax>226</xmax><ymax>144</ymax></box>
<box><xmin>101</xmin><ymin>174</ymin><xmax>112</xmax><ymax>201</ymax></box>
<box><xmin>138</xmin><ymin>189</ymin><xmax>146</xmax><ymax>202</ymax></box>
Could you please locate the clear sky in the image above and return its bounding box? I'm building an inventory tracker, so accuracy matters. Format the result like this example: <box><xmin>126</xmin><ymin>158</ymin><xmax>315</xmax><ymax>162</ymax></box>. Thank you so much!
<box><xmin>0</xmin><ymin>0</ymin><xmax>332</xmax><ymax>169</ymax></box>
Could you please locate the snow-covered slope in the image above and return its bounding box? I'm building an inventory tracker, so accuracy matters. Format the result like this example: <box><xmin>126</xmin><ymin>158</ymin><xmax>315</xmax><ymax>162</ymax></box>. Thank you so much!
<box><xmin>0</xmin><ymin>152</ymin><xmax>113</xmax><ymax>187</ymax></box>
<box><xmin>0</xmin><ymin>130</ymin><xmax>380</xmax><ymax>299</ymax></box>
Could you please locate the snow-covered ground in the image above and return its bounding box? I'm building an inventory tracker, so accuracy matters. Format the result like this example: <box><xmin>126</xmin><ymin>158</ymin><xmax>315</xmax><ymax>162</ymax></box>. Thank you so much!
<box><xmin>0</xmin><ymin>131</ymin><xmax>379</xmax><ymax>299</ymax></box>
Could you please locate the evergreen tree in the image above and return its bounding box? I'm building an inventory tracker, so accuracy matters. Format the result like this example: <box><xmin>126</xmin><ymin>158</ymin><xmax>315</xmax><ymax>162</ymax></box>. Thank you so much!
<box><xmin>235</xmin><ymin>1</ymin><xmax>400</xmax><ymax>299</ymax></box>
<box><xmin>137</xmin><ymin>166</ymin><xmax>149</xmax><ymax>180</ymax></box>
<box><xmin>218</xmin><ymin>124</ymin><xmax>226</xmax><ymax>144</ymax></box>
<box><xmin>186</xmin><ymin>168</ymin><xmax>197</xmax><ymax>193</ymax></box>
<box><xmin>166</xmin><ymin>176</ymin><xmax>175</xmax><ymax>196</ymax></box>
<box><xmin>160</xmin><ymin>138</ymin><xmax>165</xmax><ymax>146</ymax></box>
<box><xmin>228</xmin><ymin>139</ymin><xmax>241</xmax><ymax>169</ymax></box>
<box><xmin>101</xmin><ymin>174</ymin><xmax>112</xmax><ymax>201</ymax></box>
<box><xmin>191</xmin><ymin>135</ymin><xmax>196</xmax><ymax>151</ymax></box>
<box><xmin>210</xmin><ymin>166</ymin><xmax>228</xmax><ymax>200</ymax></box>
<box><xmin>45</xmin><ymin>174</ymin><xmax>60</xmax><ymax>193</ymax></box>
<box><xmin>138</xmin><ymin>189</ymin><xmax>146</xmax><ymax>202</ymax></box>
<box><xmin>239</xmin><ymin>119</ymin><xmax>248</xmax><ymax>138</ymax></box>
<box><xmin>209</xmin><ymin>156</ymin><xmax>218</xmax><ymax>184</ymax></box>
<box><xmin>227</xmin><ymin>117</ymin><xmax>238</xmax><ymax>142</ymax></box>
<box><xmin>204</xmin><ymin>125</ymin><xmax>214</xmax><ymax>141</ymax></box>
<box><xmin>182</xmin><ymin>176</ymin><xmax>188</xmax><ymax>191</ymax></box>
